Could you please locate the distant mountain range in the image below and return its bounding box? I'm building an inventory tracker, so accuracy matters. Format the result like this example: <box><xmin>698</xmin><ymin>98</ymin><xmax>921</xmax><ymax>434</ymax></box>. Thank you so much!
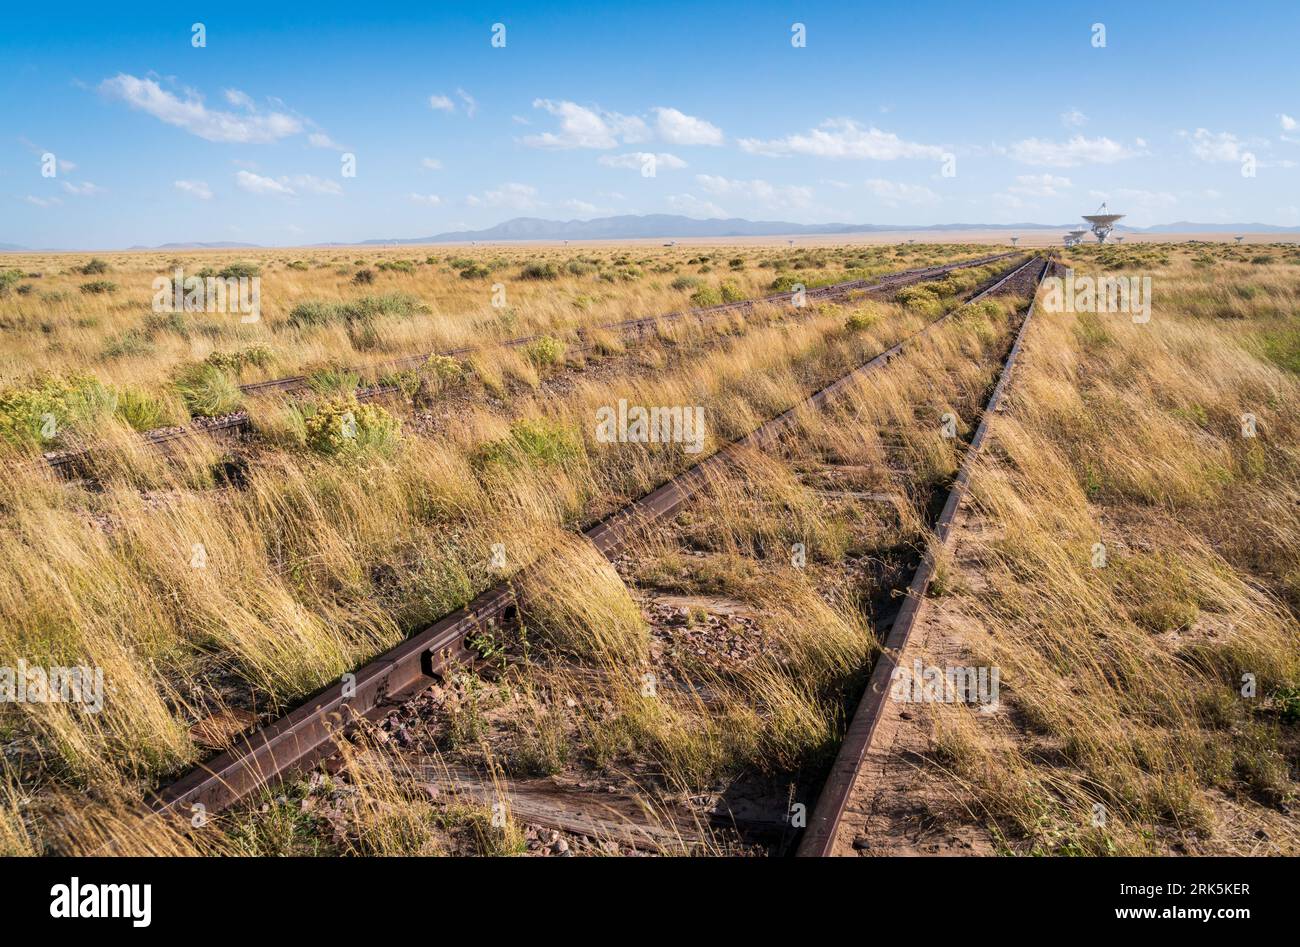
<box><xmin>126</xmin><ymin>241</ymin><xmax>262</xmax><ymax>250</ymax></box>
<box><xmin>5</xmin><ymin>214</ymin><xmax>1300</xmax><ymax>251</ymax></box>
<box><xmin>354</xmin><ymin>215</ymin><xmax>1089</xmax><ymax>244</ymax></box>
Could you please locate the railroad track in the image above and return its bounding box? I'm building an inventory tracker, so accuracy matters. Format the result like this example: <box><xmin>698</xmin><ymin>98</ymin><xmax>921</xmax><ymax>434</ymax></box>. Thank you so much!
<box><xmin>796</xmin><ymin>255</ymin><xmax>1054</xmax><ymax>857</ymax></box>
<box><xmin>36</xmin><ymin>252</ymin><xmax>1016</xmax><ymax>475</ymax></box>
<box><xmin>146</xmin><ymin>254</ymin><xmax>1049</xmax><ymax>850</ymax></box>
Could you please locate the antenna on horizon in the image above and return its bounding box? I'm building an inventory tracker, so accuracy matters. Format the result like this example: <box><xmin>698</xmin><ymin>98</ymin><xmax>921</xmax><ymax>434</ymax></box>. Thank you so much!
<box><xmin>1010</xmin><ymin>235</ymin><xmax>1019</xmax><ymax>247</ymax></box>
<box><xmin>1235</xmin><ymin>235</ymin><xmax>1244</xmax><ymax>245</ymax></box>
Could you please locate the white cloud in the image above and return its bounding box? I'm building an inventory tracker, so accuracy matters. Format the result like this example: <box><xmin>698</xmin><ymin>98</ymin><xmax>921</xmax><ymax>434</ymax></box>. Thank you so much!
<box><xmin>864</xmin><ymin>178</ymin><xmax>940</xmax><ymax>207</ymax></box>
<box><xmin>235</xmin><ymin>170</ymin><xmax>296</xmax><ymax>196</ymax></box>
<box><xmin>666</xmin><ymin>193</ymin><xmax>728</xmax><ymax>218</ymax></box>
<box><xmin>523</xmin><ymin>99</ymin><xmax>649</xmax><ymax>149</ymax></box>
<box><xmin>429</xmin><ymin>94</ymin><xmax>455</xmax><ymax>112</ymax></box>
<box><xmin>224</xmin><ymin>89</ymin><xmax>255</xmax><ymax>109</ymax></box>
<box><xmin>1008</xmin><ymin>173</ymin><xmax>1072</xmax><ymax>197</ymax></box>
<box><xmin>738</xmin><ymin>118</ymin><xmax>944</xmax><ymax>160</ymax></box>
<box><xmin>466</xmin><ymin>182</ymin><xmax>541</xmax><ymax>211</ymax></box>
<box><xmin>1089</xmin><ymin>187</ymin><xmax>1176</xmax><ymax>208</ymax></box>
<box><xmin>420</xmin><ymin>157</ymin><xmax>443</xmax><ymax>171</ymax></box>
<box><xmin>1007</xmin><ymin>135</ymin><xmax>1145</xmax><ymax>167</ymax></box>
<box><xmin>457</xmin><ymin>88</ymin><xmax>478</xmax><ymax>119</ymax></box>
<box><xmin>61</xmin><ymin>181</ymin><xmax>104</xmax><ymax>196</ymax></box>
<box><xmin>1182</xmin><ymin>128</ymin><xmax>1245</xmax><ymax>162</ymax></box>
<box><xmin>560</xmin><ymin>199</ymin><xmax>600</xmax><ymax>215</ymax></box>
<box><xmin>24</xmin><ymin>195</ymin><xmax>61</xmax><ymax>207</ymax></box>
<box><xmin>1281</xmin><ymin>114</ymin><xmax>1297</xmax><ymax>132</ymax></box>
<box><xmin>653</xmin><ymin>107</ymin><xmax>723</xmax><ymax>146</ymax></box>
<box><xmin>100</xmin><ymin>74</ymin><xmax>303</xmax><ymax>143</ymax></box>
<box><xmin>174</xmin><ymin>179</ymin><xmax>213</xmax><ymax>200</ymax></box>
<box><xmin>597</xmin><ymin>151</ymin><xmax>687</xmax><ymax>171</ymax></box>
<box><xmin>408</xmin><ymin>193</ymin><xmax>442</xmax><ymax>206</ymax></box>
<box><xmin>1060</xmin><ymin>108</ymin><xmax>1088</xmax><ymax>128</ymax></box>
<box><xmin>695</xmin><ymin>174</ymin><xmax>813</xmax><ymax>210</ymax></box>
<box><xmin>308</xmin><ymin>132</ymin><xmax>343</xmax><ymax>150</ymax></box>
<box><xmin>285</xmin><ymin>174</ymin><xmax>343</xmax><ymax>195</ymax></box>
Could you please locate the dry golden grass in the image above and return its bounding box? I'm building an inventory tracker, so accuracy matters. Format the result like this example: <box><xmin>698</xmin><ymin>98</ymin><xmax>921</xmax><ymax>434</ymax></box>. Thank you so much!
<box><xmin>925</xmin><ymin>247</ymin><xmax>1300</xmax><ymax>854</ymax></box>
<box><xmin>0</xmin><ymin>242</ymin><xmax>1002</xmax><ymax>852</ymax></box>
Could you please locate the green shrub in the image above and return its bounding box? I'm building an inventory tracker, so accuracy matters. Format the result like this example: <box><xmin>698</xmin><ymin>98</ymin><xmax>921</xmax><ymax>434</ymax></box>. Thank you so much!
<box><xmin>459</xmin><ymin>263</ymin><xmax>491</xmax><ymax>279</ymax></box>
<box><xmin>286</xmin><ymin>294</ymin><xmax>423</xmax><ymax>330</ymax></box>
<box><xmin>101</xmin><ymin>330</ymin><xmax>155</xmax><ymax>360</ymax></box>
<box><xmin>473</xmin><ymin>419</ymin><xmax>581</xmax><ymax>470</ymax></box>
<box><xmin>566</xmin><ymin>260</ymin><xmax>598</xmax><ymax>276</ymax></box>
<box><xmin>78</xmin><ymin>258</ymin><xmax>110</xmax><ymax>276</ymax></box>
<box><xmin>690</xmin><ymin>285</ymin><xmax>722</xmax><ymax>307</ymax></box>
<box><xmin>287</xmin><ymin>260</ymin><xmax>309</xmax><ymax>271</ymax></box>
<box><xmin>204</xmin><ymin>345</ymin><xmax>274</xmax><ymax>375</ymax></box>
<box><xmin>142</xmin><ymin>310</ymin><xmax>190</xmax><ymax>339</ymax></box>
<box><xmin>79</xmin><ymin>280</ymin><xmax>118</xmax><ymax>295</ymax></box>
<box><xmin>303</xmin><ymin>396</ymin><xmax>401</xmax><ymax>458</ymax></box>
<box><xmin>173</xmin><ymin>363</ymin><xmax>244</xmax><ymax>417</ymax></box>
<box><xmin>0</xmin><ymin>269</ymin><xmax>25</xmax><ymax>297</ymax></box>
<box><xmin>670</xmin><ymin>275</ymin><xmax>700</xmax><ymax>291</ymax></box>
<box><xmin>768</xmin><ymin>274</ymin><xmax>804</xmax><ymax>293</ymax></box>
<box><xmin>378</xmin><ymin>354</ymin><xmax>464</xmax><ymax>399</ymax></box>
<box><xmin>719</xmin><ymin>281</ymin><xmax>744</xmax><ymax>303</ymax></box>
<box><xmin>519</xmin><ymin>261</ymin><xmax>560</xmax><ymax>280</ymax></box>
<box><xmin>286</xmin><ymin>301</ymin><xmax>336</xmax><ymax>328</ymax></box>
<box><xmin>352</xmin><ymin>268</ymin><xmax>376</xmax><ymax>285</ymax></box>
<box><xmin>307</xmin><ymin>364</ymin><xmax>361</xmax><ymax>395</ymax></box>
<box><xmin>218</xmin><ymin>261</ymin><xmax>261</xmax><ymax>279</ymax></box>
<box><xmin>113</xmin><ymin>386</ymin><xmax>178</xmax><ymax>432</ymax></box>
<box><xmin>0</xmin><ymin>373</ymin><xmax>116</xmax><ymax>450</ymax></box>
<box><xmin>523</xmin><ymin>335</ymin><xmax>566</xmax><ymax>368</ymax></box>
<box><xmin>844</xmin><ymin>310</ymin><xmax>878</xmax><ymax>332</ymax></box>
<box><xmin>377</xmin><ymin>260</ymin><xmax>415</xmax><ymax>274</ymax></box>
<box><xmin>895</xmin><ymin>284</ymin><xmax>943</xmax><ymax>317</ymax></box>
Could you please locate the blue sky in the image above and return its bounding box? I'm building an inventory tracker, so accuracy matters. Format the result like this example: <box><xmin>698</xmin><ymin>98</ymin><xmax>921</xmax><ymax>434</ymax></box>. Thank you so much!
<box><xmin>3</xmin><ymin>0</ymin><xmax>1298</xmax><ymax>248</ymax></box>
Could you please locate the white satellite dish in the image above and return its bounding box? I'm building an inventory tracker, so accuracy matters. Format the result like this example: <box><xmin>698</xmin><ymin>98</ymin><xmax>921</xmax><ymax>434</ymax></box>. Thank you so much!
<box><xmin>1082</xmin><ymin>202</ymin><xmax>1124</xmax><ymax>243</ymax></box>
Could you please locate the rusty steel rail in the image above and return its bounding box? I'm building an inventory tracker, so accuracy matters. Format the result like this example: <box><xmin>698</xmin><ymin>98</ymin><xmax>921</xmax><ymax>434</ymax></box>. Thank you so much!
<box><xmin>795</xmin><ymin>255</ymin><xmax>1053</xmax><ymax>858</ymax></box>
<box><xmin>149</xmin><ymin>255</ymin><xmax>1042</xmax><ymax>826</ymax></box>
<box><xmin>37</xmin><ymin>252</ymin><xmax>1017</xmax><ymax>475</ymax></box>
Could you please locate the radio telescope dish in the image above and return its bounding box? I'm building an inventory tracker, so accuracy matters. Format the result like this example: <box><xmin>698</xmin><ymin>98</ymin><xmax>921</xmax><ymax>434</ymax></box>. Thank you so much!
<box><xmin>1234</xmin><ymin>235</ymin><xmax>1244</xmax><ymax>245</ymax></box>
<box><xmin>1082</xmin><ymin>202</ymin><xmax>1124</xmax><ymax>243</ymax></box>
<box><xmin>1010</xmin><ymin>235</ymin><xmax>1019</xmax><ymax>246</ymax></box>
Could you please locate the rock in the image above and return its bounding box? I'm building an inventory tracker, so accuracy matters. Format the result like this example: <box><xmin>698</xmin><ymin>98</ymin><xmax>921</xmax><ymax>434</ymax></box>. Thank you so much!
<box><xmin>550</xmin><ymin>838</ymin><xmax>570</xmax><ymax>855</ymax></box>
<box><xmin>852</xmin><ymin>835</ymin><xmax>871</xmax><ymax>851</ymax></box>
